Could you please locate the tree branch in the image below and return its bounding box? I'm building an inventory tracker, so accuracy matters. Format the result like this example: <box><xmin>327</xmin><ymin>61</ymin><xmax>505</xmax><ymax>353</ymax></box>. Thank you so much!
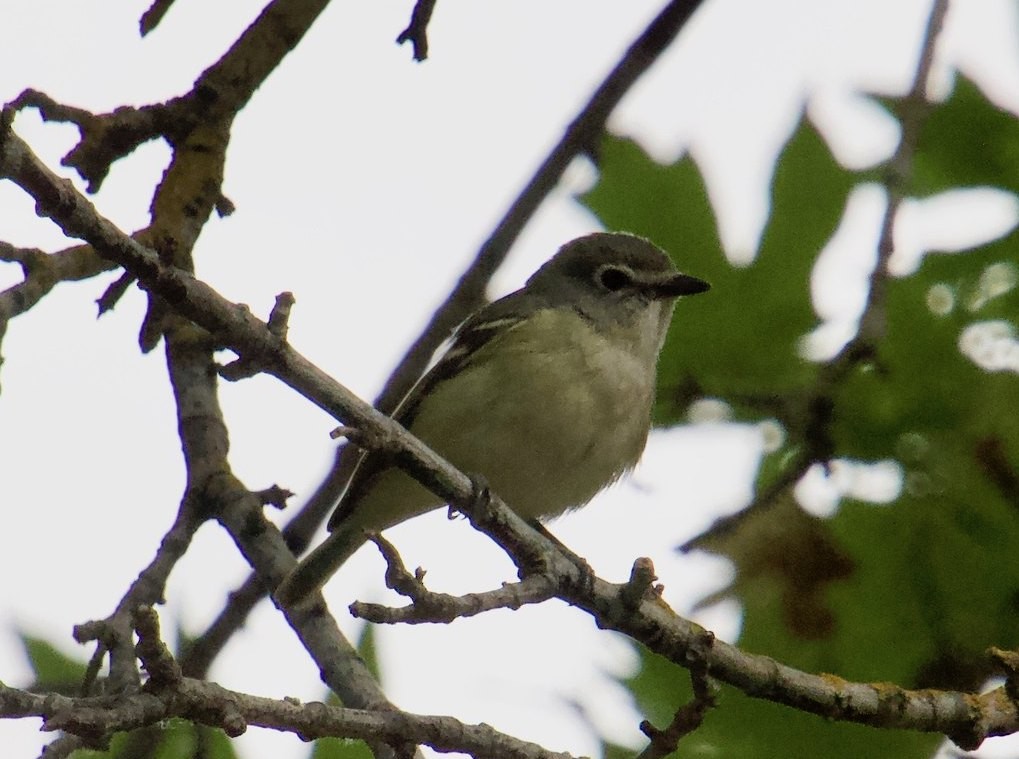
<box><xmin>1</xmin><ymin>608</ymin><xmax>583</xmax><ymax>759</ymax></box>
<box><xmin>684</xmin><ymin>0</ymin><xmax>951</xmax><ymax>549</ymax></box>
<box><xmin>139</xmin><ymin>0</ymin><xmax>178</xmax><ymax>36</ymax></box>
<box><xmin>349</xmin><ymin>531</ymin><xmax>558</xmax><ymax>624</ymax></box>
<box><xmin>396</xmin><ymin>0</ymin><xmax>438</xmax><ymax>61</ymax></box>
<box><xmin>838</xmin><ymin>0</ymin><xmax>949</xmax><ymax>355</ymax></box>
<box><xmin>71</xmin><ymin>498</ymin><xmax>203</xmax><ymax>698</ymax></box>
<box><xmin>0</xmin><ymin>238</ymin><xmax>120</xmax><ymax>385</ymax></box>
<box><xmin>10</xmin><ymin>0</ymin><xmax>332</xmax><ymax>191</ymax></box>
<box><xmin>1</xmin><ymin>1</ymin><xmax>404</xmax><ymax>746</ymax></box>
<box><xmin>2</xmin><ymin>681</ymin><xmax>582</xmax><ymax>759</ymax></box>
<box><xmin>636</xmin><ymin>654</ymin><xmax>717</xmax><ymax>759</ymax></box>
<box><xmin>451</xmin><ymin>490</ymin><xmax>1018</xmax><ymax>751</ymax></box>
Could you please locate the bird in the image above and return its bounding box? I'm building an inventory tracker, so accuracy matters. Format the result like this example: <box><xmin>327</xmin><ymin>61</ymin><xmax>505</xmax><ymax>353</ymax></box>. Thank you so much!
<box><xmin>275</xmin><ymin>231</ymin><xmax>709</xmax><ymax>607</ymax></box>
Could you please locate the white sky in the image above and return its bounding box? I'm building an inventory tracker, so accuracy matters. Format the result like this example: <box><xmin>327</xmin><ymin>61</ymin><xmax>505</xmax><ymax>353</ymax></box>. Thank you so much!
<box><xmin>2</xmin><ymin>1</ymin><xmax>1018</xmax><ymax>758</ymax></box>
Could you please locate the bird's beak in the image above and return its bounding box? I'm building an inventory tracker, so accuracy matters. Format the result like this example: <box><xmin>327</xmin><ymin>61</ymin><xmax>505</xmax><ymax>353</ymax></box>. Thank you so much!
<box><xmin>644</xmin><ymin>272</ymin><xmax>710</xmax><ymax>299</ymax></box>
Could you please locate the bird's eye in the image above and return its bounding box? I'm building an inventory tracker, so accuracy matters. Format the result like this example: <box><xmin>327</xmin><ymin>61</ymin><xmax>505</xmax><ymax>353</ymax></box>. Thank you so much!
<box><xmin>598</xmin><ymin>266</ymin><xmax>631</xmax><ymax>292</ymax></box>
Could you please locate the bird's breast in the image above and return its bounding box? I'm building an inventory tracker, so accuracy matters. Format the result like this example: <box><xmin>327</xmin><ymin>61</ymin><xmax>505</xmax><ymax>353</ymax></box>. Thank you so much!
<box><xmin>409</xmin><ymin>309</ymin><xmax>657</xmax><ymax>520</ymax></box>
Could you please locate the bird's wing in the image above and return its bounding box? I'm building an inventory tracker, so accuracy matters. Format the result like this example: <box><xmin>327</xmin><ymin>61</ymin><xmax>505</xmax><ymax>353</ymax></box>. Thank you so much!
<box><xmin>327</xmin><ymin>292</ymin><xmax>537</xmax><ymax>531</ymax></box>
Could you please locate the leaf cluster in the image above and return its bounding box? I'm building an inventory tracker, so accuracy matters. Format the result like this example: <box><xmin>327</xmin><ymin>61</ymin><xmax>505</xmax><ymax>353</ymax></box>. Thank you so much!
<box><xmin>583</xmin><ymin>76</ymin><xmax>1019</xmax><ymax>758</ymax></box>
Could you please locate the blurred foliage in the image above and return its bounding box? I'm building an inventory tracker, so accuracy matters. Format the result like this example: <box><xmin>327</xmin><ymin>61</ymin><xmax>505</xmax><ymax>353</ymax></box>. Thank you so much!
<box><xmin>17</xmin><ymin>622</ymin><xmax>387</xmax><ymax>758</ymax></box>
<box><xmin>21</xmin><ymin>633</ymin><xmax>89</xmax><ymax>695</ymax></box>
<box><xmin>65</xmin><ymin>722</ymin><xmax>237</xmax><ymax>759</ymax></box>
<box><xmin>18</xmin><ymin>630</ymin><xmax>238</xmax><ymax>759</ymax></box>
<box><xmin>582</xmin><ymin>74</ymin><xmax>1019</xmax><ymax>758</ymax></box>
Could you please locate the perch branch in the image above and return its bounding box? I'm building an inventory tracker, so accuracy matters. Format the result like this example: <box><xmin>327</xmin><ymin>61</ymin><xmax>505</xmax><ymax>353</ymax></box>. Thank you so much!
<box><xmin>1</xmin><ymin>608</ymin><xmax>582</xmax><ymax>759</ymax></box>
<box><xmin>349</xmin><ymin>532</ymin><xmax>558</xmax><ymax>624</ymax></box>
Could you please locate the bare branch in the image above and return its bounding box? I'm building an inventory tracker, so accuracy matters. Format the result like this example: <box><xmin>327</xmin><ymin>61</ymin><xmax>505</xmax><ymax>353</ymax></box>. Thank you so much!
<box><xmin>2</xmin><ymin>679</ymin><xmax>583</xmax><ymax>759</ymax></box>
<box><xmin>220</xmin><ymin>292</ymin><xmax>296</xmax><ymax>380</ymax></box>
<box><xmin>6</xmin><ymin>90</ymin><xmax>182</xmax><ymax>192</ymax></box>
<box><xmin>0</xmin><ymin>3</ymin><xmax>403</xmax><ymax>738</ymax></box>
<box><xmin>132</xmin><ymin>607</ymin><xmax>183</xmax><ymax>690</ymax></box>
<box><xmin>95</xmin><ymin>271</ymin><xmax>136</xmax><ymax>315</ymax></box>
<box><xmin>254</xmin><ymin>483</ymin><xmax>296</xmax><ymax>509</ymax></box>
<box><xmin>71</xmin><ymin>497</ymin><xmax>203</xmax><ymax>696</ymax></box>
<box><xmin>38</xmin><ymin>734</ymin><xmax>87</xmax><ymax>759</ymax></box>
<box><xmin>352</xmin><ymin>552</ymin><xmax>667</xmax><ymax>626</ymax></box>
<box><xmin>396</xmin><ymin>0</ymin><xmax>438</xmax><ymax>61</ymax></box>
<box><xmin>839</xmin><ymin>0</ymin><xmax>950</xmax><ymax>354</ymax></box>
<box><xmin>349</xmin><ymin>532</ymin><xmax>557</xmax><ymax>624</ymax></box>
<box><xmin>0</xmin><ymin>238</ymin><xmax>119</xmax><ymax>384</ymax></box>
<box><xmin>453</xmin><ymin>490</ymin><xmax>1019</xmax><ymax>751</ymax></box>
<box><xmin>139</xmin><ymin>0</ymin><xmax>178</xmax><ymax>36</ymax></box>
<box><xmin>9</xmin><ymin>0</ymin><xmax>333</xmax><ymax>191</ymax></box>
<box><xmin>3</xmin><ymin>606</ymin><xmax>583</xmax><ymax>759</ymax></box>
<box><xmin>636</xmin><ymin>649</ymin><xmax>717</xmax><ymax>759</ymax></box>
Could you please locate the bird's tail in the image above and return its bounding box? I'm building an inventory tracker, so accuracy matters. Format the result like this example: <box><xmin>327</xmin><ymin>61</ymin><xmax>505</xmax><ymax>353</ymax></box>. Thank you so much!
<box><xmin>274</xmin><ymin>522</ymin><xmax>368</xmax><ymax>608</ymax></box>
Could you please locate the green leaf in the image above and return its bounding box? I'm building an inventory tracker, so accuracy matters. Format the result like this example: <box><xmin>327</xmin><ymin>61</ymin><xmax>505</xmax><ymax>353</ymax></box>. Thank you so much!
<box><xmin>69</xmin><ymin>722</ymin><xmax>237</xmax><ymax>759</ymax></box>
<box><xmin>151</xmin><ymin>719</ymin><xmax>198</xmax><ymax>759</ymax></box>
<box><xmin>20</xmin><ymin>632</ymin><xmax>87</xmax><ymax>692</ymax></box>
<box><xmin>581</xmin><ymin>115</ymin><xmax>856</xmax><ymax>423</ymax></box>
<box><xmin>354</xmin><ymin>621</ymin><xmax>381</xmax><ymax>683</ymax></box>
<box><xmin>309</xmin><ymin>688</ymin><xmax>374</xmax><ymax>759</ymax></box>
<box><xmin>822</xmin><ymin>235</ymin><xmax>1019</xmax><ymax>692</ymax></box>
<box><xmin>624</xmin><ymin>643</ymin><xmax>939</xmax><ymax>759</ymax></box>
<box><xmin>194</xmin><ymin>725</ymin><xmax>238</xmax><ymax>759</ymax></box>
<box><xmin>587</xmin><ymin>75</ymin><xmax>1019</xmax><ymax>759</ymax></box>
<box><xmin>877</xmin><ymin>76</ymin><xmax>1019</xmax><ymax>196</ymax></box>
<box><xmin>310</xmin><ymin>736</ymin><xmax>375</xmax><ymax>759</ymax></box>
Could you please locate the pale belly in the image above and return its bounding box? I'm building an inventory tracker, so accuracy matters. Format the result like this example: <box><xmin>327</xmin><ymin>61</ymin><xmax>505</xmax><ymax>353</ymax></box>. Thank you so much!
<box><xmin>356</xmin><ymin>311</ymin><xmax>657</xmax><ymax>526</ymax></box>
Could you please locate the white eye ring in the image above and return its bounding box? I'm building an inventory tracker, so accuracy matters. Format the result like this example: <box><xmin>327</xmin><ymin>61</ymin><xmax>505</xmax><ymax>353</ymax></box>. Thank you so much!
<box><xmin>598</xmin><ymin>266</ymin><xmax>632</xmax><ymax>292</ymax></box>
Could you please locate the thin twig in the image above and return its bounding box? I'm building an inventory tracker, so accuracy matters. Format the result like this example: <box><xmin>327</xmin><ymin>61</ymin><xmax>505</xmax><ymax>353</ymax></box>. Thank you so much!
<box><xmin>72</xmin><ymin>498</ymin><xmax>203</xmax><ymax>695</ymax></box>
<box><xmin>683</xmin><ymin>0</ymin><xmax>951</xmax><ymax>550</ymax></box>
<box><xmin>0</xmin><ymin>239</ymin><xmax>120</xmax><ymax>384</ymax></box>
<box><xmin>6</xmin><ymin>608</ymin><xmax>581</xmax><ymax>758</ymax></box>
<box><xmin>680</xmin><ymin>452</ymin><xmax>812</xmax><ymax>552</ymax></box>
<box><xmin>396</xmin><ymin>0</ymin><xmax>438</xmax><ymax>61</ymax></box>
<box><xmin>95</xmin><ymin>271</ymin><xmax>136</xmax><ymax>315</ymax></box>
<box><xmin>350</xmin><ymin>532</ymin><xmax>557</xmax><ymax>624</ymax></box>
<box><xmin>139</xmin><ymin>0</ymin><xmax>178</xmax><ymax>36</ymax></box>
<box><xmin>835</xmin><ymin>0</ymin><xmax>950</xmax><ymax>359</ymax></box>
<box><xmin>10</xmin><ymin>0</ymin><xmax>333</xmax><ymax>191</ymax></box>
<box><xmin>636</xmin><ymin>642</ymin><xmax>716</xmax><ymax>759</ymax></box>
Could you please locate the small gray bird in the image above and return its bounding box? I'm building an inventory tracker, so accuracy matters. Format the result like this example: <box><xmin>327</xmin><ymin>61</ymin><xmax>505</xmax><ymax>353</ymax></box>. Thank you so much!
<box><xmin>276</xmin><ymin>232</ymin><xmax>709</xmax><ymax>606</ymax></box>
